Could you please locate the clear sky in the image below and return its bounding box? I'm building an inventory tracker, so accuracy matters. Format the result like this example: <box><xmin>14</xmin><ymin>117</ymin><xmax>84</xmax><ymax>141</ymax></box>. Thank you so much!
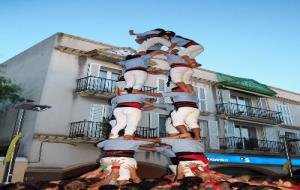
<box><xmin>1</xmin><ymin>0</ymin><xmax>299</xmax><ymax>92</ymax></box>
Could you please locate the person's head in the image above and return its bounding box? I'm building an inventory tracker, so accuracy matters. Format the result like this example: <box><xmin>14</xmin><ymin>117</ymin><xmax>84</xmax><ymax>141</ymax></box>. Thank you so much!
<box><xmin>232</xmin><ymin>175</ymin><xmax>251</xmax><ymax>182</ymax></box>
<box><xmin>138</xmin><ymin>179</ymin><xmax>157</xmax><ymax>190</ymax></box>
<box><xmin>216</xmin><ymin>181</ymin><xmax>231</xmax><ymax>190</ymax></box>
<box><xmin>59</xmin><ymin>179</ymin><xmax>87</xmax><ymax>190</ymax></box>
<box><xmin>230</xmin><ymin>182</ymin><xmax>250</xmax><ymax>190</ymax></box>
<box><xmin>135</xmin><ymin>37</ymin><xmax>144</xmax><ymax>44</ymax></box>
<box><xmin>36</xmin><ymin>181</ymin><xmax>59</xmax><ymax>190</ymax></box>
<box><xmin>120</xmin><ymin>183</ymin><xmax>141</xmax><ymax>190</ymax></box>
<box><xmin>180</xmin><ymin>177</ymin><xmax>203</xmax><ymax>189</ymax></box>
<box><xmin>259</xmin><ymin>186</ymin><xmax>282</xmax><ymax>190</ymax></box>
<box><xmin>160</xmin><ymin>31</ymin><xmax>175</xmax><ymax>40</ymax></box>
<box><xmin>276</xmin><ymin>177</ymin><xmax>300</xmax><ymax>187</ymax></box>
<box><xmin>248</xmin><ymin>176</ymin><xmax>272</xmax><ymax>186</ymax></box>
<box><xmin>98</xmin><ymin>184</ymin><xmax>119</xmax><ymax>190</ymax></box>
<box><xmin>164</xmin><ymin>31</ymin><xmax>176</xmax><ymax>39</ymax></box>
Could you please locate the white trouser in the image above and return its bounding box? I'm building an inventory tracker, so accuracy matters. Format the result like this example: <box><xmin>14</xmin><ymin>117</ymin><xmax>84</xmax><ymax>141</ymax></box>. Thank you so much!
<box><xmin>138</xmin><ymin>37</ymin><xmax>171</xmax><ymax>52</ymax></box>
<box><xmin>165</xmin><ymin>117</ymin><xmax>179</xmax><ymax>135</ymax></box>
<box><xmin>124</xmin><ymin>70</ymin><xmax>147</xmax><ymax>90</ymax></box>
<box><xmin>170</xmin><ymin>67</ymin><xmax>193</xmax><ymax>84</ymax></box>
<box><xmin>178</xmin><ymin>44</ymin><xmax>204</xmax><ymax>58</ymax></box>
<box><xmin>171</xmin><ymin>107</ymin><xmax>200</xmax><ymax>129</ymax></box>
<box><xmin>151</xmin><ymin>55</ymin><xmax>170</xmax><ymax>70</ymax></box>
<box><xmin>100</xmin><ymin>157</ymin><xmax>137</xmax><ymax>181</ymax></box>
<box><xmin>110</xmin><ymin>107</ymin><xmax>142</xmax><ymax>138</ymax></box>
<box><xmin>109</xmin><ymin>120</ymin><xmax>117</xmax><ymax>128</ymax></box>
<box><xmin>178</xmin><ymin>160</ymin><xmax>208</xmax><ymax>177</ymax></box>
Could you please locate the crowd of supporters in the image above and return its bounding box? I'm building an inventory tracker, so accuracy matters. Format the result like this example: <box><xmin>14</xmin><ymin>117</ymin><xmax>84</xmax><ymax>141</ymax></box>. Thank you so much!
<box><xmin>1</xmin><ymin>164</ymin><xmax>300</xmax><ymax>190</ymax></box>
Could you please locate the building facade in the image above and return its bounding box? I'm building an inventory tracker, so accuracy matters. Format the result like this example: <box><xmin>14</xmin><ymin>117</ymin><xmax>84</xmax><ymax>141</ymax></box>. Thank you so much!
<box><xmin>1</xmin><ymin>33</ymin><xmax>300</xmax><ymax>182</ymax></box>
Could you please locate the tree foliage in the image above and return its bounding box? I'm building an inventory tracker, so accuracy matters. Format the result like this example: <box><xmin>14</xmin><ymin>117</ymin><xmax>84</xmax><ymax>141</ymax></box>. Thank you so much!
<box><xmin>0</xmin><ymin>75</ymin><xmax>22</xmax><ymax>103</ymax></box>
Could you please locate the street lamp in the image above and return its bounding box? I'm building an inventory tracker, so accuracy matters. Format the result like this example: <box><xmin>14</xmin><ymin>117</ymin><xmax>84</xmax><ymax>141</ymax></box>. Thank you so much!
<box><xmin>2</xmin><ymin>99</ymin><xmax>51</xmax><ymax>184</ymax></box>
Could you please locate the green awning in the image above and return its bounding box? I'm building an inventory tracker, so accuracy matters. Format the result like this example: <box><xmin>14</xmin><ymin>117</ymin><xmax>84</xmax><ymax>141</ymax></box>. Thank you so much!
<box><xmin>216</xmin><ymin>73</ymin><xmax>277</xmax><ymax>96</ymax></box>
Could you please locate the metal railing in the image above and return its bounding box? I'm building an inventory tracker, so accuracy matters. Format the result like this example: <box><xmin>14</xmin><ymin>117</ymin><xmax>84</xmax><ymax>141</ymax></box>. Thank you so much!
<box><xmin>69</xmin><ymin>121</ymin><xmax>109</xmax><ymax>138</ymax></box>
<box><xmin>219</xmin><ymin>137</ymin><xmax>285</xmax><ymax>153</ymax></box>
<box><xmin>135</xmin><ymin>127</ymin><xmax>158</xmax><ymax>138</ymax></box>
<box><xmin>75</xmin><ymin>76</ymin><xmax>157</xmax><ymax>94</ymax></box>
<box><xmin>216</xmin><ymin>103</ymin><xmax>282</xmax><ymax>124</ymax></box>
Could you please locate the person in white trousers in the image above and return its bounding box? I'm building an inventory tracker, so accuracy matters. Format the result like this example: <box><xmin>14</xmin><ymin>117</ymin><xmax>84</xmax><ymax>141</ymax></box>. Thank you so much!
<box><xmin>97</xmin><ymin>137</ymin><xmax>156</xmax><ymax>185</ymax></box>
<box><xmin>118</xmin><ymin>51</ymin><xmax>167</xmax><ymax>93</ymax></box>
<box><xmin>166</xmin><ymin>52</ymin><xmax>198</xmax><ymax>93</ymax></box>
<box><xmin>110</xmin><ymin>93</ymin><xmax>156</xmax><ymax>139</ymax></box>
<box><xmin>138</xmin><ymin>87</ymin><xmax>201</xmax><ymax>140</ymax></box>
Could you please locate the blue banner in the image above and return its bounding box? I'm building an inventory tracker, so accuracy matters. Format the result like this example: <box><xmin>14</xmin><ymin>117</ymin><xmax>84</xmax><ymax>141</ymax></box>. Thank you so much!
<box><xmin>205</xmin><ymin>153</ymin><xmax>300</xmax><ymax>166</ymax></box>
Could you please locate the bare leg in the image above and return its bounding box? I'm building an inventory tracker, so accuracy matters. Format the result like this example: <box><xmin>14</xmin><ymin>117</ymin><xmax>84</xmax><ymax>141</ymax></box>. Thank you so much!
<box><xmin>192</xmin><ymin>128</ymin><xmax>201</xmax><ymax>140</ymax></box>
<box><xmin>175</xmin><ymin>125</ymin><xmax>190</xmax><ymax>138</ymax></box>
<box><xmin>176</xmin><ymin>82</ymin><xmax>189</xmax><ymax>92</ymax></box>
<box><xmin>185</xmin><ymin>84</ymin><xmax>194</xmax><ymax>93</ymax></box>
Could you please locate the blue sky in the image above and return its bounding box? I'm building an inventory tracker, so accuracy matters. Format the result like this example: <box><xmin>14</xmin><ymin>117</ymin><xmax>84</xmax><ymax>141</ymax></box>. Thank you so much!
<box><xmin>1</xmin><ymin>0</ymin><xmax>300</xmax><ymax>92</ymax></box>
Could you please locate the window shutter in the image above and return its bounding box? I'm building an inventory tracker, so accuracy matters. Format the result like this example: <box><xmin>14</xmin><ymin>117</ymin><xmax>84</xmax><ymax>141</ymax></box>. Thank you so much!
<box><xmin>150</xmin><ymin>112</ymin><xmax>159</xmax><ymax>129</ymax></box>
<box><xmin>104</xmin><ymin>105</ymin><xmax>112</xmax><ymax>118</ymax></box>
<box><xmin>198</xmin><ymin>87</ymin><xmax>207</xmax><ymax>111</ymax></box>
<box><xmin>157</xmin><ymin>78</ymin><xmax>171</xmax><ymax>103</ymax></box>
<box><xmin>89</xmin><ymin>104</ymin><xmax>104</xmax><ymax>122</ymax></box>
<box><xmin>219</xmin><ymin>89</ymin><xmax>230</xmax><ymax>103</ymax></box>
<box><xmin>208</xmin><ymin>120</ymin><xmax>219</xmax><ymax>150</ymax></box>
<box><xmin>263</xmin><ymin>127</ymin><xmax>278</xmax><ymax>141</ymax></box>
<box><xmin>224</xmin><ymin>120</ymin><xmax>235</xmax><ymax>137</ymax></box>
<box><xmin>88</xmin><ymin>63</ymin><xmax>101</xmax><ymax>77</ymax></box>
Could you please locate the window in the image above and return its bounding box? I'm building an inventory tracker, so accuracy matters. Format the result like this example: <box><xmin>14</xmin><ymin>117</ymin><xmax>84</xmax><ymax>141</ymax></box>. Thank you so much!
<box><xmin>159</xmin><ymin>115</ymin><xmax>168</xmax><ymax>136</ymax></box>
<box><xmin>194</xmin><ymin>85</ymin><xmax>208</xmax><ymax>112</ymax></box>
<box><xmin>89</xmin><ymin>104</ymin><xmax>104</xmax><ymax>122</ymax></box>
<box><xmin>275</xmin><ymin>103</ymin><xmax>293</xmax><ymax>126</ymax></box>
<box><xmin>157</xmin><ymin>78</ymin><xmax>171</xmax><ymax>103</ymax></box>
<box><xmin>87</xmin><ymin>63</ymin><xmax>101</xmax><ymax>77</ymax></box>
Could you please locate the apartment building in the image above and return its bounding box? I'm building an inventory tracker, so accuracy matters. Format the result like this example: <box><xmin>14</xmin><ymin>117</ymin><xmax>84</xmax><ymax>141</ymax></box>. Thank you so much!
<box><xmin>1</xmin><ymin>33</ymin><xmax>300</xmax><ymax>181</ymax></box>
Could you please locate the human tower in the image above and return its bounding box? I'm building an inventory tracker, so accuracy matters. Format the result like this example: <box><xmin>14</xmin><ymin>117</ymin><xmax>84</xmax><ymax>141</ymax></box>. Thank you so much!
<box><xmin>97</xmin><ymin>28</ymin><xmax>210</xmax><ymax>185</ymax></box>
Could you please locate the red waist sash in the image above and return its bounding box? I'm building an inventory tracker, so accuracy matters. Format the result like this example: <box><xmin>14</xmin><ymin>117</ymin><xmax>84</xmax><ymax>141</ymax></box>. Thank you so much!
<box><xmin>117</xmin><ymin>102</ymin><xmax>142</xmax><ymax>110</ymax></box>
<box><xmin>177</xmin><ymin>154</ymin><xmax>209</xmax><ymax>165</ymax></box>
<box><xmin>102</xmin><ymin>150</ymin><xmax>135</xmax><ymax>158</ymax></box>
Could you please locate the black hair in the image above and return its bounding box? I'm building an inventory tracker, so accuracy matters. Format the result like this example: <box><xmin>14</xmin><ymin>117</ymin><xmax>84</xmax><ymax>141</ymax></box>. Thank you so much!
<box><xmin>165</xmin><ymin>31</ymin><xmax>176</xmax><ymax>37</ymax></box>
<box><xmin>180</xmin><ymin>176</ymin><xmax>203</xmax><ymax>187</ymax></box>
<box><xmin>259</xmin><ymin>186</ymin><xmax>282</xmax><ymax>190</ymax></box>
<box><xmin>249</xmin><ymin>176</ymin><xmax>272</xmax><ymax>184</ymax></box>
<box><xmin>36</xmin><ymin>181</ymin><xmax>59</xmax><ymax>189</ymax></box>
<box><xmin>138</xmin><ymin>180</ymin><xmax>157</xmax><ymax>190</ymax></box>
<box><xmin>121</xmin><ymin>183</ymin><xmax>142</xmax><ymax>190</ymax></box>
<box><xmin>230</xmin><ymin>182</ymin><xmax>250</xmax><ymax>189</ymax></box>
<box><xmin>99</xmin><ymin>184</ymin><xmax>119</xmax><ymax>190</ymax></box>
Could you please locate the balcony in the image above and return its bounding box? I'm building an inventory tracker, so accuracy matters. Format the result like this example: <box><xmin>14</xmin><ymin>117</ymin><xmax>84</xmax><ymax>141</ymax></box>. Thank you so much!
<box><xmin>69</xmin><ymin>121</ymin><xmax>110</xmax><ymax>139</ymax></box>
<box><xmin>216</xmin><ymin>103</ymin><xmax>282</xmax><ymax>124</ymax></box>
<box><xmin>219</xmin><ymin>137</ymin><xmax>285</xmax><ymax>154</ymax></box>
<box><xmin>75</xmin><ymin>76</ymin><xmax>157</xmax><ymax>98</ymax></box>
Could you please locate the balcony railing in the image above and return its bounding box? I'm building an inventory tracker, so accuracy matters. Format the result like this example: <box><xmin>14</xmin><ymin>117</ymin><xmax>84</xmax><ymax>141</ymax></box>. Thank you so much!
<box><xmin>75</xmin><ymin>76</ymin><xmax>157</xmax><ymax>95</ymax></box>
<box><xmin>69</xmin><ymin>121</ymin><xmax>110</xmax><ymax>138</ymax></box>
<box><xmin>216</xmin><ymin>103</ymin><xmax>282</xmax><ymax>124</ymax></box>
<box><xmin>219</xmin><ymin>137</ymin><xmax>285</xmax><ymax>153</ymax></box>
<box><xmin>135</xmin><ymin>127</ymin><xmax>158</xmax><ymax>138</ymax></box>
